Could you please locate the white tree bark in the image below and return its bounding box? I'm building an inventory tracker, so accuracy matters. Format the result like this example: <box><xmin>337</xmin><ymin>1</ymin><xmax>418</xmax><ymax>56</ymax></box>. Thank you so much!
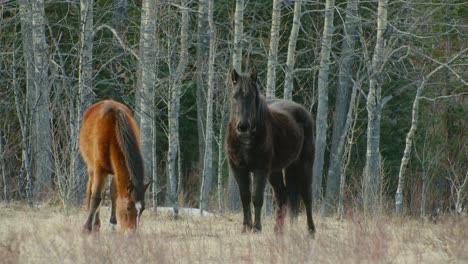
<box><xmin>232</xmin><ymin>0</ymin><xmax>244</xmax><ymax>72</ymax></box>
<box><xmin>0</xmin><ymin>129</ymin><xmax>9</xmax><ymax>202</ymax></box>
<box><xmin>284</xmin><ymin>0</ymin><xmax>302</xmax><ymax>100</ymax></box>
<box><xmin>196</xmin><ymin>0</ymin><xmax>209</xmax><ymax>169</ymax></box>
<box><xmin>200</xmin><ymin>0</ymin><xmax>215</xmax><ymax>213</ymax></box>
<box><xmin>31</xmin><ymin>0</ymin><xmax>52</xmax><ymax>199</ymax></box>
<box><xmin>72</xmin><ymin>0</ymin><xmax>95</xmax><ymax>204</ymax></box>
<box><xmin>168</xmin><ymin>0</ymin><xmax>190</xmax><ymax>214</ymax></box>
<box><xmin>227</xmin><ymin>0</ymin><xmax>244</xmax><ymax>212</ymax></box>
<box><xmin>312</xmin><ymin>0</ymin><xmax>335</xmax><ymax>205</ymax></box>
<box><xmin>395</xmin><ymin>48</ymin><xmax>468</xmax><ymax>214</ymax></box>
<box><xmin>322</xmin><ymin>0</ymin><xmax>359</xmax><ymax>215</ymax></box>
<box><xmin>363</xmin><ymin>0</ymin><xmax>388</xmax><ymax>214</ymax></box>
<box><xmin>266</xmin><ymin>0</ymin><xmax>281</xmax><ymax>99</ymax></box>
<box><xmin>17</xmin><ymin>0</ymin><xmax>34</xmax><ymax>206</ymax></box>
<box><xmin>139</xmin><ymin>0</ymin><xmax>158</xmax><ymax>210</ymax></box>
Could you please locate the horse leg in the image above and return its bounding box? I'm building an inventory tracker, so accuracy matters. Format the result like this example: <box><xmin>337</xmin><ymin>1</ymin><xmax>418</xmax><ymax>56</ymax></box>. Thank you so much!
<box><xmin>269</xmin><ymin>171</ymin><xmax>287</xmax><ymax>234</ymax></box>
<box><xmin>300</xmin><ymin>137</ymin><xmax>316</xmax><ymax>237</ymax></box>
<box><xmin>300</xmin><ymin>171</ymin><xmax>316</xmax><ymax>236</ymax></box>
<box><xmin>233</xmin><ymin>169</ymin><xmax>252</xmax><ymax>233</ymax></box>
<box><xmin>109</xmin><ymin>176</ymin><xmax>117</xmax><ymax>231</ymax></box>
<box><xmin>252</xmin><ymin>170</ymin><xmax>268</xmax><ymax>232</ymax></box>
<box><xmin>83</xmin><ymin>168</ymin><xmax>106</xmax><ymax>232</ymax></box>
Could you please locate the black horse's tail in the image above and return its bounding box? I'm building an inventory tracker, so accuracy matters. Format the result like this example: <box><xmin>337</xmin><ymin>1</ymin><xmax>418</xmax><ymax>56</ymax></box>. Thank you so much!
<box><xmin>287</xmin><ymin>174</ymin><xmax>301</xmax><ymax>217</ymax></box>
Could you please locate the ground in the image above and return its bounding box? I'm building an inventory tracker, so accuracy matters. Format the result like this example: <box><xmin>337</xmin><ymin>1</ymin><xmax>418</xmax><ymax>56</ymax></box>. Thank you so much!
<box><xmin>0</xmin><ymin>202</ymin><xmax>466</xmax><ymax>263</ymax></box>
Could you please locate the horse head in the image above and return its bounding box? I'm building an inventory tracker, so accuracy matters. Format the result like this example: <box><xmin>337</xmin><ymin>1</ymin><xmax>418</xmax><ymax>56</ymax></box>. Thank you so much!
<box><xmin>116</xmin><ymin>182</ymin><xmax>151</xmax><ymax>232</ymax></box>
<box><xmin>230</xmin><ymin>68</ymin><xmax>260</xmax><ymax>137</ymax></box>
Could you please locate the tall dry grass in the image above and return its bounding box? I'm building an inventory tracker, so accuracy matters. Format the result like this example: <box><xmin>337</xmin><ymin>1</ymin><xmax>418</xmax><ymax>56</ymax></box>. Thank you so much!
<box><xmin>0</xmin><ymin>202</ymin><xmax>466</xmax><ymax>263</ymax></box>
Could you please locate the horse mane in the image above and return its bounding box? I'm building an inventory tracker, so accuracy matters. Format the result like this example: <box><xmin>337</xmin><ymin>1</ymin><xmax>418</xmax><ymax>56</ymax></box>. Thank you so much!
<box><xmin>104</xmin><ymin>104</ymin><xmax>145</xmax><ymax>203</ymax></box>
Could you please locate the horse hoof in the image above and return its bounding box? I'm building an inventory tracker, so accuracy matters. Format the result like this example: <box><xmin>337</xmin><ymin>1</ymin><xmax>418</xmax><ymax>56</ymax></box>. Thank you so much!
<box><xmin>308</xmin><ymin>229</ymin><xmax>316</xmax><ymax>239</ymax></box>
<box><xmin>82</xmin><ymin>225</ymin><xmax>92</xmax><ymax>234</ymax></box>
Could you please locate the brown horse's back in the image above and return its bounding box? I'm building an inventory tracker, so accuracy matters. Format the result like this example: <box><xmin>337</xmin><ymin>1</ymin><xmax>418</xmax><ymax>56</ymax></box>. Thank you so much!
<box><xmin>79</xmin><ymin>100</ymin><xmax>136</xmax><ymax>175</ymax></box>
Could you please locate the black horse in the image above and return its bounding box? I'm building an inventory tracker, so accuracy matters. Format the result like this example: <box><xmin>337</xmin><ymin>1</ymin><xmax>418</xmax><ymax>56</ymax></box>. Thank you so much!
<box><xmin>225</xmin><ymin>68</ymin><xmax>316</xmax><ymax>235</ymax></box>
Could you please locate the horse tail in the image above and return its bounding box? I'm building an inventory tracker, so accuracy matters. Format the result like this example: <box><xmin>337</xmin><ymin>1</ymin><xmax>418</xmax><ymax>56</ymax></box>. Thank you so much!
<box><xmin>104</xmin><ymin>103</ymin><xmax>145</xmax><ymax>203</ymax></box>
<box><xmin>287</xmin><ymin>174</ymin><xmax>301</xmax><ymax>217</ymax></box>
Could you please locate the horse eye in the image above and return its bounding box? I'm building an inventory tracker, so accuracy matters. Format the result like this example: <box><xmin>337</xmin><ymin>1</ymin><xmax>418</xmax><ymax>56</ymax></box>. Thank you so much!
<box><xmin>127</xmin><ymin>206</ymin><xmax>131</xmax><ymax>212</ymax></box>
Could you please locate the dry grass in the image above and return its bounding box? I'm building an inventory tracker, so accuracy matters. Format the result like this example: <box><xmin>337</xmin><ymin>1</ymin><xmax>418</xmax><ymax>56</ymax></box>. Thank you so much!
<box><xmin>0</xmin><ymin>202</ymin><xmax>466</xmax><ymax>264</ymax></box>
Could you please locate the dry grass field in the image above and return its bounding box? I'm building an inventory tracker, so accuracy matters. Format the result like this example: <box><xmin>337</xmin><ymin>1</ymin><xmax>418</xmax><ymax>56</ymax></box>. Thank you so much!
<box><xmin>0</xmin><ymin>202</ymin><xmax>466</xmax><ymax>264</ymax></box>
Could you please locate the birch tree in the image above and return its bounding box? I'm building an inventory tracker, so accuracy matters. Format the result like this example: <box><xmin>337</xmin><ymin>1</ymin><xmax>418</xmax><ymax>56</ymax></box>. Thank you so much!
<box><xmin>71</xmin><ymin>0</ymin><xmax>95</xmax><ymax>204</ymax></box>
<box><xmin>266</xmin><ymin>0</ymin><xmax>281</xmax><ymax>99</ymax></box>
<box><xmin>167</xmin><ymin>0</ymin><xmax>190</xmax><ymax>214</ymax></box>
<box><xmin>196</xmin><ymin>0</ymin><xmax>209</xmax><ymax>168</ymax></box>
<box><xmin>363</xmin><ymin>0</ymin><xmax>388</xmax><ymax>214</ymax></box>
<box><xmin>111</xmin><ymin>0</ymin><xmax>128</xmax><ymax>100</ymax></box>
<box><xmin>17</xmin><ymin>0</ymin><xmax>34</xmax><ymax>206</ymax></box>
<box><xmin>31</xmin><ymin>0</ymin><xmax>52</xmax><ymax>199</ymax></box>
<box><xmin>227</xmin><ymin>0</ymin><xmax>244</xmax><ymax>211</ymax></box>
<box><xmin>284</xmin><ymin>0</ymin><xmax>302</xmax><ymax>100</ymax></box>
<box><xmin>395</xmin><ymin>48</ymin><xmax>468</xmax><ymax>214</ymax></box>
<box><xmin>312</xmin><ymin>0</ymin><xmax>335</xmax><ymax>205</ymax></box>
<box><xmin>0</xmin><ymin>129</ymin><xmax>9</xmax><ymax>202</ymax></box>
<box><xmin>322</xmin><ymin>0</ymin><xmax>359</xmax><ymax>215</ymax></box>
<box><xmin>139</xmin><ymin>0</ymin><xmax>158</xmax><ymax>210</ymax></box>
<box><xmin>200</xmin><ymin>0</ymin><xmax>215</xmax><ymax>213</ymax></box>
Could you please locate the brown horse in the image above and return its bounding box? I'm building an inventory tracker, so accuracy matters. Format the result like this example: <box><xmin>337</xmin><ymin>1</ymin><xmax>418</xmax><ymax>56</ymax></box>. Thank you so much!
<box><xmin>79</xmin><ymin>100</ymin><xmax>149</xmax><ymax>233</ymax></box>
<box><xmin>225</xmin><ymin>69</ymin><xmax>316</xmax><ymax>236</ymax></box>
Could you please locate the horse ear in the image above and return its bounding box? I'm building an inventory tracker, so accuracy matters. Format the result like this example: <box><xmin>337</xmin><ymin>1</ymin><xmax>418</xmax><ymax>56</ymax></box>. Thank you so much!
<box><xmin>231</xmin><ymin>69</ymin><xmax>239</xmax><ymax>84</ymax></box>
<box><xmin>250</xmin><ymin>68</ymin><xmax>257</xmax><ymax>83</ymax></box>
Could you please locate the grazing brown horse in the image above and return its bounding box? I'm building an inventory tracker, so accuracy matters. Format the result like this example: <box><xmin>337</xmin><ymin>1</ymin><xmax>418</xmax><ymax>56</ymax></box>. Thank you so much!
<box><xmin>225</xmin><ymin>69</ymin><xmax>316</xmax><ymax>236</ymax></box>
<box><xmin>79</xmin><ymin>100</ymin><xmax>149</xmax><ymax>233</ymax></box>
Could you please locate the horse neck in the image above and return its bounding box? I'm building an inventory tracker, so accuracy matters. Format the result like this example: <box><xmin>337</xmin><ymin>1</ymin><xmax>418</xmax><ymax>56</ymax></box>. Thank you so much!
<box><xmin>255</xmin><ymin>96</ymin><xmax>270</xmax><ymax>131</ymax></box>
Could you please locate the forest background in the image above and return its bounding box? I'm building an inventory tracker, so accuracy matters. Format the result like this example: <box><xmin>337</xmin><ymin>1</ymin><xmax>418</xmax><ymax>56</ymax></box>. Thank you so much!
<box><xmin>0</xmin><ymin>0</ymin><xmax>466</xmax><ymax>219</ymax></box>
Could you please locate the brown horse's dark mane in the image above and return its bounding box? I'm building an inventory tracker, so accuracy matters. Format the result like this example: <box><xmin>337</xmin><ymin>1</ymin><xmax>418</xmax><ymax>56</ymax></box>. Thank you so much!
<box><xmin>104</xmin><ymin>105</ymin><xmax>145</xmax><ymax>203</ymax></box>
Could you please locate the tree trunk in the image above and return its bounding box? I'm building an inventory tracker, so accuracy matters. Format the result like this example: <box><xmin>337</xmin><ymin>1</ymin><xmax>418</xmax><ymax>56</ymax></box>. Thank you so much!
<box><xmin>322</xmin><ymin>0</ymin><xmax>358</xmax><ymax>216</ymax></box>
<box><xmin>227</xmin><ymin>0</ymin><xmax>244</xmax><ymax>211</ymax></box>
<box><xmin>167</xmin><ymin>0</ymin><xmax>190</xmax><ymax>214</ymax></box>
<box><xmin>232</xmin><ymin>0</ymin><xmax>244</xmax><ymax>72</ymax></box>
<box><xmin>283</xmin><ymin>0</ymin><xmax>302</xmax><ymax>100</ymax></box>
<box><xmin>111</xmin><ymin>0</ymin><xmax>128</xmax><ymax>100</ymax></box>
<box><xmin>200</xmin><ymin>0</ymin><xmax>215</xmax><ymax>213</ymax></box>
<box><xmin>18</xmin><ymin>0</ymin><xmax>34</xmax><ymax>206</ymax></box>
<box><xmin>196</xmin><ymin>0</ymin><xmax>209</xmax><ymax>171</ymax></box>
<box><xmin>139</xmin><ymin>0</ymin><xmax>159</xmax><ymax>210</ymax></box>
<box><xmin>31</xmin><ymin>0</ymin><xmax>52</xmax><ymax>200</ymax></box>
<box><xmin>0</xmin><ymin>129</ymin><xmax>9</xmax><ymax>202</ymax></box>
<box><xmin>312</xmin><ymin>0</ymin><xmax>335</xmax><ymax>206</ymax></box>
<box><xmin>266</xmin><ymin>0</ymin><xmax>281</xmax><ymax>99</ymax></box>
<box><xmin>363</xmin><ymin>0</ymin><xmax>388</xmax><ymax>214</ymax></box>
<box><xmin>72</xmin><ymin>0</ymin><xmax>95</xmax><ymax>204</ymax></box>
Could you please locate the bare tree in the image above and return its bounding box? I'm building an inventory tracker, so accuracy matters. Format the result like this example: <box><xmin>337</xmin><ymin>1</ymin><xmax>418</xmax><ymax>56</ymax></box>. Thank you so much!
<box><xmin>30</xmin><ymin>0</ymin><xmax>53</xmax><ymax>200</ymax></box>
<box><xmin>266</xmin><ymin>0</ymin><xmax>281</xmax><ymax>99</ymax></box>
<box><xmin>227</xmin><ymin>0</ymin><xmax>244</xmax><ymax>211</ymax></box>
<box><xmin>312</xmin><ymin>0</ymin><xmax>336</xmax><ymax>206</ymax></box>
<box><xmin>71</xmin><ymin>0</ymin><xmax>95</xmax><ymax>205</ymax></box>
<box><xmin>284</xmin><ymin>0</ymin><xmax>302</xmax><ymax>100</ymax></box>
<box><xmin>363</xmin><ymin>0</ymin><xmax>388</xmax><ymax>214</ymax></box>
<box><xmin>196</xmin><ymin>0</ymin><xmax>209</xmax><ymax>168</ymax></box>
<box><xmin>167</xmin><ymin>0</ymin><xmax>190</xmax><ymax>214</ymax></box>
<box><xmin>395</xmin><ymin>48</ymin><xmax>468</xmax><ymax>214</ymax></box>
<box><xmin>200</xmin><ymin>0</ymin><xmax>215</xmax><ymax>213</ymax></box>
<box><xmin>139</xmin><ymin>0</ymin><xmax>159</xmax><ymax>210</ymax></box>
<box><xmin>322</xmin><ymin>0</ymin><xmax>359</xmax><ymax>215</ymax></box>
<box><xmin>0</xmin><ymin>129</ymin><xmax>9</xmax><ymax>202</ymax></box>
